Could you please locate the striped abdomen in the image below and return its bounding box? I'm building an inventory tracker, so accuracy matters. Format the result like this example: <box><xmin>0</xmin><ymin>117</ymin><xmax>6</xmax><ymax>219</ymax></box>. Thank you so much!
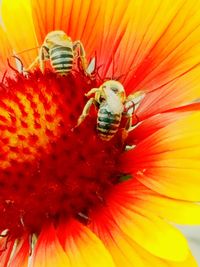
<box><xmin>97</xmin><ymin>103</ymin><xmax>121</xmax><ymax>141</ymax></box>
<box><xmin>49</xmin><ymin>45</ymin><xmax>74</xmax><ymax>75</ymax></box>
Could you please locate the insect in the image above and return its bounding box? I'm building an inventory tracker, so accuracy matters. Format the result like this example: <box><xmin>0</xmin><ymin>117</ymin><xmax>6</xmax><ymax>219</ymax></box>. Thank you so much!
<box><xmin>77</xmin><ymin>80</ymin><xmax>145</xmax><ymax>141</ymax></box>
<box><xmin>26</xmin><ymin>30</ymin><xmax>89</xmax><ymax>75</ymax></box>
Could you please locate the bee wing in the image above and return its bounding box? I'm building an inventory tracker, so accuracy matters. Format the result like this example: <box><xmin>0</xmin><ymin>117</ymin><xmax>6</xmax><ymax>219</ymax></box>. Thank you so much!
<box><xmin>104</xmin><ymin>89</ymin><xmax>124</xmax><ymax>114</ymax></box>
<box><xmin>12</xmin><ymin>55</ymin><xmax>23</xmax><ymax>73</ymax></box>
<box><xmin>127</xmin><ymin>91</ymin><xmax>146</xmax><ymax>110</ymax></box>
<box><xmin>86</xmin><ymin>57</ymin><xmax>96</xmax><ymax>75</ymax></box>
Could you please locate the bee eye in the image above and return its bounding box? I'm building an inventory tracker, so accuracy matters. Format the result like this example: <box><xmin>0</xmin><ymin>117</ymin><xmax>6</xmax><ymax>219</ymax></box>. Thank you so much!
<box><xmin>111</xmin><ymin>87</ymin><xmax>118</xmax><ymax>93</ymax></box>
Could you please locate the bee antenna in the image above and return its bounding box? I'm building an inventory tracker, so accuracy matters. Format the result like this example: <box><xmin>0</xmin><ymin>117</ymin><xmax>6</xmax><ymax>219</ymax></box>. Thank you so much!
<box><xmin>112</xmin><ymin>53</ymin><xmax>115</xmax><ymax>80</ymax></box>
<box><xmin>103</xmin><ymin>76</ymin><xmax>110</xmax><ymax>81</ymax></box>
<box><xmin>91</xmin><ymin>51</ymin><xmax>104</xmax><ymax>82</ymax></box>
<box><xmin>115</xmin><ymin>63</ymin><xmax>140</xmax><ymax>81</ymax></box>
<box><xmin>95</xmin><ymin>65</ymin><xmax>104</xmax><ymax>82</ymax></box>
<box><xmin>15</xmin><ymin>46</ymin><xmax>41</xmax><ymax>55</ymax></box>
<box><xmin>103</xmin><ymin>74</ymin><xmax>119</xmax><ymax>81</ymax></box>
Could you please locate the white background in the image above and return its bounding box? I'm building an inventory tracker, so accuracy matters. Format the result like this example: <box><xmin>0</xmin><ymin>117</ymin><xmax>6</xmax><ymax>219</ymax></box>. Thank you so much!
<box><xmin>179</xmin><ymin>226</ymin><xmax>200</xmax><ymax>265</ymax></box>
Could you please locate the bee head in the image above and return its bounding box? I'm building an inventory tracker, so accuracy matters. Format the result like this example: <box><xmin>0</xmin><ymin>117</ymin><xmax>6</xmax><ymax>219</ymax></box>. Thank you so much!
<box><xmin>101</xmin><ymin>80</ymin><xmax>126</xmax><ymax>103</ymax></box>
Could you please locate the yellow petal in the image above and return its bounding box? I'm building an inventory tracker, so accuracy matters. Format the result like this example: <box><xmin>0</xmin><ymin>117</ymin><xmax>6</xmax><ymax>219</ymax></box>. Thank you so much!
<box><xmin>101</xmin><ymin>188</ymin><xmax>189</xmax><ymax>261</ymax></box>
<box><xmin>90</xmin><ymin>208</ymin><xmax>147</xmax><ymax>267</ymax></box>
<box><xmin>57</xmin><ymin>219</ymin><xmax>115</xmax><ymax>267</ymax></box>
<box><xmin>1</xmin><ymin>0</ymin><xmax>38</xmax><ymax>67</ymax></box>
<box><xmin>129</xmin><ymin>236</ymin><xmax>198</xmax><ymax>267</ymax></box>
<box><xmin>171</xmin><ymin>253</ymin><xmax>198</xmax><ymax>267</ymax></box>
<box><xmin>90</xmin><ymin>196</ymin><xmax>197</xmax><ymax>267</ymax></box>
<box><xmin>139</xmin><ymin>193</ymin><xmax>200</xmax><ymax>225</ymax></box>
<box><xmin>133</xmin><ymin>240</ymin><xmax>198</xmax><ymax>267</ymax></box>
<box><xmin>31</xmin><ymin>225</ymin><xmax>71</xmax><ymax>267</ymax></box>
<box><xmin>138</xmin><ymin>169</ymin><xmax>200</xmax><ymax>202</ymax></box>
<box><xmin>116</xmin><ymin>205</ymin><xmax>188</xmax><ymax>261</ymax></box>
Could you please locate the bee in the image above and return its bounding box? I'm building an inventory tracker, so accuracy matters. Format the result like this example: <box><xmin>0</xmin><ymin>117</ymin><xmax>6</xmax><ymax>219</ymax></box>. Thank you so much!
<box><xmin>26</xmin><ymin>30</ymin><xmax>89</xmax><ymax>75</ymax></box>
<box><xmin>77</xmin><ymin>80</ymin><xmax>145</xmax><ymax>141</ymax></box>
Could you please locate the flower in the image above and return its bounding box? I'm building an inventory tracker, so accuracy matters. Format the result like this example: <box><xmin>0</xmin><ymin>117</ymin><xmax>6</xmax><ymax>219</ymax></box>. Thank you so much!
<box><xmin>0</xmin><ymin>0</ymin><xmax>200</xmax><ymax>266</ymax></box>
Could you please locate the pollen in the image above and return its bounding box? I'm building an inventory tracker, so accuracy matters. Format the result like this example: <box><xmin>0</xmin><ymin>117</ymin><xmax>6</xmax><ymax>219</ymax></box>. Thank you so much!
<box><xmin>0</xmin><ymin>70</ymin><xmax>125</xmax><ymax>238</ymax></box>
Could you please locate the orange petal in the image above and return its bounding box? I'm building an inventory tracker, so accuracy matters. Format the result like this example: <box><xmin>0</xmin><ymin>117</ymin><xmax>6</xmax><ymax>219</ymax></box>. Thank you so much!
<box><xmin>136</xmin><ymin>66</ymin><xmax>200</xmax><ymax>120</ymax></box>
<box><xmin>94</xmin><ymin>0</ymin><xmax>200</xmax><ymax>93</ymax></box>
<box><xmin>57</xmin><ymin>219</ymin><xmax>115</xmax><ymax>267</ymax></box>
<box><xmin>1</xmin><ymin>0</ymin><xmax>38</xmax><ymax>67</ymax></box>
<box><xmin>124</xmin><ymin>0</ymin><xmax>200</xmax><ymax>91</ymax></box>
<box><xmin>91</xmin><ymin>186</ymin><xmax>189</xmax><ymax>261</ymax></box>
<box><xmin>127</xmin><ymin>111</ymin><xmax>187</xmax><ymax>145</ymax></box>
<box><xmin>4</xmin><ymin>0</ymin><xmax>199</xmax><ymax>112</ymax></box>
<box><xmin>0</xmin><ymin>26</ymin><xmax>13</xmax><ymax>77</ymax></box>
<box><xmin>8</xmin><ymin>236</ymin><xmax>29</xmax><ymax>267</ymax></box>
<box><xmin>114</xmin><ymin>179</ymin><xmax>200</xmax><ymax>225</ymax></box>
<box><xmin>31</xmin><ymin>224</ymin><xmax>71</xmax><ymax>267</ymax></box>
<box><xmin>125</xmin><ymin>111</ymin><xmax>200</xmax><ymax>201</ymax></box>
<box><xmin>30</xmin><ymin>0</ymin><xmax>108</xmax><ymax>59</ymax></box>
<box><xmin>0</xmin><ymin>239</ymin><xmax>15</xmax><ymax>267</ymax></box>
<box><xmin>161</xmin><ymin>102</ymin><xmax>200</xmax><ymax>114</ymax></box>
<box><xmin>90</xmin><ymin>207</ymin><xmax>149</xmax><ymax>267</ymax></box>
<box><xmin>2</xmin><ymin>0</ymin><xmax>200</xmax><ymax>108</ymax></box>
<box><xmin>90</xmin><ymin>213</ymin><xmax>147</xmax><ymax>267</ymax></box>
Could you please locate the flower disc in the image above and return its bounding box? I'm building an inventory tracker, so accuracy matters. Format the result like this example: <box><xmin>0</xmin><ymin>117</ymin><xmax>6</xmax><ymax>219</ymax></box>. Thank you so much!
<box><xmin>0</xmin><ymin>70</ymin><xmax>125</xmax><ymax>238</ymax></box>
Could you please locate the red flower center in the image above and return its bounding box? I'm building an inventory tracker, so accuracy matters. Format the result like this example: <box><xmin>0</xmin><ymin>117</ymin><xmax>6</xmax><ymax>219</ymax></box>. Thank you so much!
<box><xmin>0</xmin><ymin>70</ymin><xmax>127</xmax><ymax>239</ymax></box>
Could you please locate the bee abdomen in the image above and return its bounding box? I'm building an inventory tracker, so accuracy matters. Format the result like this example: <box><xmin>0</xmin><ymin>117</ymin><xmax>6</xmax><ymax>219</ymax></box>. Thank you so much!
<box><xmin>97</xmin><ymin>107</ymin><xmax>121</xmax><ymax>140</ymax></box>
<box><xmin>50</xmin><ymin>45</ymin><xmax>74</xmax><ymax>74</ymax></box>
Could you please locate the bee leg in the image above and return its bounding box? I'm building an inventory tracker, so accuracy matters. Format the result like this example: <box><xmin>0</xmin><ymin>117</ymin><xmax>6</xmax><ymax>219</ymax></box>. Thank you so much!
<box><xmin>125</xmin><ymin>114</ymin><xmax>132</xmax><ymax>131</ymax></box>
<box><xmin>38</xmin><ymin>46</ymin><xmax>46</xmax><ymax>73</ymax></box>
<box><xmin>73</xmin><ymin>40</ymin><xmax>88</xmax><ymax>74</ymax></box>
<box><xmin>121</xmin><ymin>128</ymin><xmax>129</xmax><ymax>142</ymax></box>
<box><xmin>76</xmin><ymin>98</ymin><xmax>95</xmax><ymax>127</ymax></box>
<box><xmin>121</xmin><ymin>114</ymin><xmax>132</xmax><ymax>143</ymax></box>
<box><xmin>25</xmin><ymin>46</ymin><xmax>46</xmax><ymax>73</ymax></box>
<box><xmin>85</xmin><ymin>88</ymin><xmax>100</xmax><ymax>97</ymax></box>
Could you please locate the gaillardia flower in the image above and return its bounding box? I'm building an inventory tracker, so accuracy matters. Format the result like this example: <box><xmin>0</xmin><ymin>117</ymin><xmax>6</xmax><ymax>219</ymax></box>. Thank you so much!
<box><xmin>0</xmin><ymin>0</ymin><xmax>200</xmax><ymax>266</ymax></box>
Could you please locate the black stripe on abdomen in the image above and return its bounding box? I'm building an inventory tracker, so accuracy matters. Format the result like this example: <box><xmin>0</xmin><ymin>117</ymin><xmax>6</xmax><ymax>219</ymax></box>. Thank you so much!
<box><xmin>50</xmin><ymin>45</ymin><xmax>74</xmax><ymax>73</ymax></box>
